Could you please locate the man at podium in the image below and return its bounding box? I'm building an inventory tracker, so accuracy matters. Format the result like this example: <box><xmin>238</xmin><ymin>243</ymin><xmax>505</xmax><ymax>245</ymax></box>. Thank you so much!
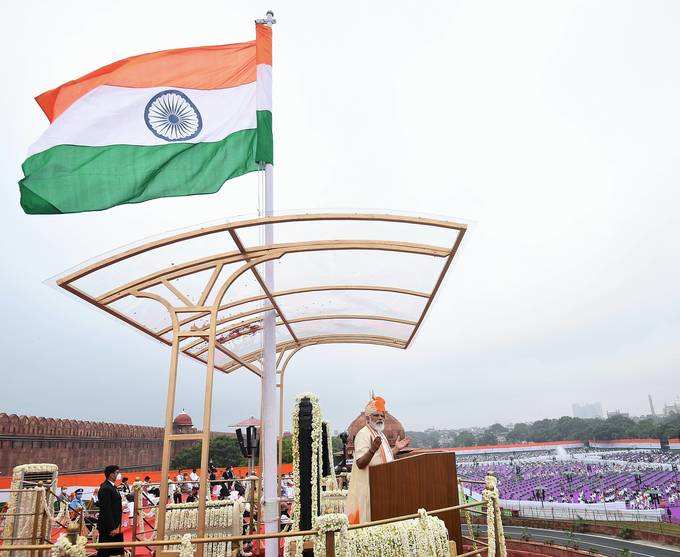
<box><xmin>345</xmin><ymin>394</ymin><xmax>410</xmax><ymax>524</ymax></box>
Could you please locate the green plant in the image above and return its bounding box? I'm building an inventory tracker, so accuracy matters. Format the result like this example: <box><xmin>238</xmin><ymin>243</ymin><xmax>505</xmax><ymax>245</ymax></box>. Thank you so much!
<box><xmin>545</xmin><ymin>539</ymin><xmax>554</xmax><ymax>546</ymax></box>
<box><xmin>618</xmin><ymin>548</ymin><xmax>632</xmax><ymax>557</ymax></box>
<box><xmin>520</xmin><ymin>528</ymin><xmax>531</xmax><ymax>541</ymax></box>
<box><xmin>171</xmin><ymin>435</ymin><xmax>245</xmax><ymax>469</ymax></box>
<box><xmin>574</xmin><ymin>517</ymin><xmax>589</xmax><ymax>533</ymax></box>
<box><xmin>618</xmin><ymin>527</ymin><xmax>634</xmax><ymax>540</ymax></box>
<box><xmin>566</xmin><ymin>530</ymin><xmax>580</xmax><ymax>549</ymax></box>
<box><xmin>472</xmin><ymin>524</ymin><xmax>480</xmax><ymax>539</ymax></box>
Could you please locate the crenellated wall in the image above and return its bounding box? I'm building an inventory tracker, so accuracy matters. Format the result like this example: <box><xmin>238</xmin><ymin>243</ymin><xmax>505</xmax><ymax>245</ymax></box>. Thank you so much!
<box><xmin>0</xmin><ymin>413</ymin><xmax>164</xmax><ymax>475</ymax></box>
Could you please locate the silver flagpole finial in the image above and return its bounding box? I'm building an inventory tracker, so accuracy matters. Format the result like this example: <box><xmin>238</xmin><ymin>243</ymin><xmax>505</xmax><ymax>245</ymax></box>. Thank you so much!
<box><xmin>255</xmin><ymin>11</ymin><xmax>276</xmax><ymax>25</ymax></box>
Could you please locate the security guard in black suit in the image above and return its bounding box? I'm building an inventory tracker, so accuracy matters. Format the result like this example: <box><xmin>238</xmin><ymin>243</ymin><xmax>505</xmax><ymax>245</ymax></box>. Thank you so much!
<box><xmin>96</xmin><ymin>465</ymin><xmax>123</xmax><ymax>557</ymax></box>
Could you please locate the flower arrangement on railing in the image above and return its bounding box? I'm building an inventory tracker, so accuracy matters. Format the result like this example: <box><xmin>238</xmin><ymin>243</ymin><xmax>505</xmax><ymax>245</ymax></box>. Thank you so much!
<box><xmin>2</xmin><ymin>463</ymin><xmax>59</xmax><ymax>548</ymax></box>
<box><xmin>50</xmin><ymin>534</ymin><xmax>88</xmax><ymax>557</ymax></box>
<box><xmin>482</xmin><ymin>474</ymin><xmax>507</xmax><ymax>557</ymax></box>
<box><xmin>320</xmin><ymin>489</ymin><xmax>348</xmax><ymax>514</ymax></box>
<box><xmin>312</xmin><ymin>513</ymin><xmax>352</xmax><ymax>557</ymax></box>
<box><xmin>164</xmin><ymin>499</ymin><xmax>243</xmax><ymax>557</ymax></box>
<box><xmin>178</xmin><ymin>533</ymin><xmax>195</xmax><ymax>557</ymax></box>
<box><xmin>349</xmin><ymin>509</ymin><xmax>450</xmax><ymax>557</ymax></box>
<box><xmin>287</xmin><ymin>509</ymin><xmax>450</xmax><ymax>557</ymax></box>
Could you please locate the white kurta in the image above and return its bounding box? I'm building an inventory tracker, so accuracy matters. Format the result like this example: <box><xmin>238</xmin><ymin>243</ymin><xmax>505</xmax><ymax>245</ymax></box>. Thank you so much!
<box><xmin>344</xmin><ymin>425</ymin><xmax>393</xmax><ymax>524</ymax></box>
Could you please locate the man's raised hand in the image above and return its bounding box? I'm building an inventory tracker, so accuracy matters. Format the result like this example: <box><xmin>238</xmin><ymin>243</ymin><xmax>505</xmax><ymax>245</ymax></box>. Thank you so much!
<box><xmin>394</xmin><ymin>435</ymin><xmax>411</xmax><ymax>452</ymax></box>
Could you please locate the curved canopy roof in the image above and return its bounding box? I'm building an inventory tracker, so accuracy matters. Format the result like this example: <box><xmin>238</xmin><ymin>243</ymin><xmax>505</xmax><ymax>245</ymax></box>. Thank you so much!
<box><xmin>54</xmin><ymin>212</ymin><xmax>466</xmax><ymax>375</ymax></box>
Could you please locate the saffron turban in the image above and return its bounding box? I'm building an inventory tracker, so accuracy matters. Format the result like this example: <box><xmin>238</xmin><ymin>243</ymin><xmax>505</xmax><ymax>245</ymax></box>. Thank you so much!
<box><xmin>365</xmin><ymin>395</ymin><xmax>386</xmax><ymax>414</ymax></box>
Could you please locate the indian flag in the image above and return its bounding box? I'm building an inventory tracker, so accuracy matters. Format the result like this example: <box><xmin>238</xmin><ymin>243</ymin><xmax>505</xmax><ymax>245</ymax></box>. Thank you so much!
<box><xmin>19</xmin><ymin>24</ymin><xmax>272</xmax><ymax>214</ymax></box>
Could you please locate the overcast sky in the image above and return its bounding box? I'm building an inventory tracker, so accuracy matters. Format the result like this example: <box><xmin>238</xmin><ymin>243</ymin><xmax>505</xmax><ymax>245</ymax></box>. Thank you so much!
<box><xmin>1</xmin><ymin>1</ymin><xmax>679</xmax><ymax>433</ymax></box>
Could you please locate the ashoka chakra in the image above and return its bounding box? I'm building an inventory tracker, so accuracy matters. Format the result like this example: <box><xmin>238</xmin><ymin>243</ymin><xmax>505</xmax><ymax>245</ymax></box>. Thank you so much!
<box><xmin>144</xmin><ymin>90</ymin><xmax>202</xmax><ymax>142</ymax></box>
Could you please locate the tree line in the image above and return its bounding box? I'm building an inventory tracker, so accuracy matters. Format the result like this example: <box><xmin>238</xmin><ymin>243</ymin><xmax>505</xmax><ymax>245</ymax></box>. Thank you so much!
<box><xmin>406</xmin><ymin>413</ymin><xmax>680</xmax><ymax>449</ymax></box>
<box><xmin>171</xmin><ymin>434</ymin><xmax>344</xmax><ymax>469</ymax></box>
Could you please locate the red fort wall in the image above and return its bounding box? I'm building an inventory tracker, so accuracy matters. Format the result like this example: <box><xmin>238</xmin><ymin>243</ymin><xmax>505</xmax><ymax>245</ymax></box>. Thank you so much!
<box><xmin>0</xmin><ymin>413</ymin><xmax>165</xmax><ymax>475</ymax></box>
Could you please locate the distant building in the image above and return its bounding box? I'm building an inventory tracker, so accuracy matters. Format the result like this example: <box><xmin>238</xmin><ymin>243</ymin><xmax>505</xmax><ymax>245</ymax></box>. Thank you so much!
<box><xmin>439</xmin><ymin>432</ymin><xmax>456</xmax><ymax>446</ymax></box>
<box><xmin>572</xmin><ymin>402</ymin><xmax>603</xmax><ymax>419</ymax></box>
<box><xmin>663</xmin><ymin>398</ymin><xmax>680</xmax><ymax>416</ymax></box>
<box><xmin>607</xmin><ymin>410</ymin><xmax>630</xmax><ymax>418</ymax></box>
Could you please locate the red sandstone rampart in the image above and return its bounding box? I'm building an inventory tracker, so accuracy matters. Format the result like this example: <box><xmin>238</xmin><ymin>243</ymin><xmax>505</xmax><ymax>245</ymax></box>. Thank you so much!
<box><xmin>0</xmin><ymin>413</ymin><xmax>165</xmax><ymax>475</ymax></box>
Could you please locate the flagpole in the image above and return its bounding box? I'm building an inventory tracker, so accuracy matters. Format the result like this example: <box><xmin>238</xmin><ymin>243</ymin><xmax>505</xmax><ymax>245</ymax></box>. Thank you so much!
<box><xmin>256</xmin><ymin>10</ymin><xmax>278</xmax><ymax>557</ymax></box>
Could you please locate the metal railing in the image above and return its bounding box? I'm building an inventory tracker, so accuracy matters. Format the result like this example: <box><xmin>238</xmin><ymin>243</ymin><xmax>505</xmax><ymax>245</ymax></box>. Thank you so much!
<box><xmin>1</xmin><ymin>500</ymin><xmax>488</xmax><ymax>557</ymax></box>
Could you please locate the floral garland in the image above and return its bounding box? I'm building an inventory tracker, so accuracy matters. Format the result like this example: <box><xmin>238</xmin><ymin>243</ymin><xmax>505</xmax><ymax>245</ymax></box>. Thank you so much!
<box><xmin>51</xmin><ymin>534</ymin><xmax>87</xmax><ymax>557</ymax></box>
<box><xmin>287</xmin><ymin>392</ymin><xmax>324</xmax><ymax>557</ymax></box>
<box><xmin>312</xmin><ymin>513</ymin><xmax>352</xmax><ymax>557</ymax></box>
<box><xmin>288</xmin><ymin>510</ymin><xmax>450</xmax><ymax>557</ymax></box>
<box><xmin>463</xmin><ymin>507</ymin><xmax>477</xmax><ymax>552</ymax></box>
<box><xmin>164</xmin><ymin>499</ymin><xmax>241</xmax><ymax>557</ymax></box>
<box><xmin>290</xmin><ymin>392</ymin><xmax>323</xmax><ymax>528</ymax></box>
<box><xmin>481</xmin><ymin>475</ymin><xmax>506</xmax><ymax>557</ymax></box>
<box><xmin>320</xmin><ymin>489</ymin><xmax>348</xmax><ymax>515</ymax></box>
<box><xmin>178</xmin><ymin>533</ymin><xmax>194</xmax><ymax>557</ymax></box>
<box><xmin>2</xmin><ymin>464</ymin><xmax>58</xmax><ymax>544</ymax></box>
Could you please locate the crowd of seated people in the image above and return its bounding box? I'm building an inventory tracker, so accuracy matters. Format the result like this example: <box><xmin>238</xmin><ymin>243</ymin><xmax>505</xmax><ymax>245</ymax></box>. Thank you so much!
<box><xmin>590</xmin><ymin>449</ymin><xmax>680</xmax><ymax>465</ymax></box>
<box><xmin>458</xmin><ymin>453</ymin><xmax>680</xmax><ymax>524</ymax></box>
<box><xmin>455</xmin><ymin>450</ymin><xmax>559</xmax><ymax>463</ymax></box>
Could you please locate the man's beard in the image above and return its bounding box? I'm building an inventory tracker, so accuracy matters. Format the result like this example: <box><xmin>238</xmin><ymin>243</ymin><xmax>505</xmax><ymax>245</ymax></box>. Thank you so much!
<box><xmin>370</xmin><ymin>420</ymin><xmax>385</xmax><ymax>432</ymax></box>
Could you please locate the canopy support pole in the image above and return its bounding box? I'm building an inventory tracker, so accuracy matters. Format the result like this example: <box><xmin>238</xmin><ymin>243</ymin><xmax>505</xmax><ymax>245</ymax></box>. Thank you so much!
<box><xmin>196</xmin><ymin>308</ymin><xmax>218</xmax><ymax>555</ymax></box>
<box><xmin>154</xmin><ymin>311</ymin><xmax>180</xmax><ymax>544</ymax></box>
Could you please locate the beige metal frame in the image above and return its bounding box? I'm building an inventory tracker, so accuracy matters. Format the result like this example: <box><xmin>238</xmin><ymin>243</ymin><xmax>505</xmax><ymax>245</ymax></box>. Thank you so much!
<box><xmin>54</xmin><ymin>213</ymin><xmax>467</xmax><ymax>553</ymax></box>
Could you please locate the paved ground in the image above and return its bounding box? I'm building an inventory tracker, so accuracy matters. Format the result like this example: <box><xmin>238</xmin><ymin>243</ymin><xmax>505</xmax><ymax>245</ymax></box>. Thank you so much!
<box><xmin>463</xmin><ymin>525</ymin><xmax>680</xmax><ymax>557</ymax></box>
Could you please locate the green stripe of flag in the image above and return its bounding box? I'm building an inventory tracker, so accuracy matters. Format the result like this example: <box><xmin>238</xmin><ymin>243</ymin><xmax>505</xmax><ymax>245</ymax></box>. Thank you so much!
<box><xmin>19</xmin><ymin>111</ymin><xmax>272</xmax><ymax>215</ymax></box>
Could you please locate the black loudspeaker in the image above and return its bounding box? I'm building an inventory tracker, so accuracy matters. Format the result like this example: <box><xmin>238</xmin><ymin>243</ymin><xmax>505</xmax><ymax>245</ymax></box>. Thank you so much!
<box><xmin>236</xmin><ymin>428</ymin><xmax>249</xmax><ymax>458</ymax></box>
<box><xmin>247</xmin><ymin>425</ymin><xmax>258</xmax><ymax>455</ymax></box>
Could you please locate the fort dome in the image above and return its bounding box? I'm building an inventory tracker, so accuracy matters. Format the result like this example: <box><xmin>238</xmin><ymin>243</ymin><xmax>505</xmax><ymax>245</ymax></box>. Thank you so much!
<box><xmin>173</xmin><ymin>411</ymin><xmax>193</xmax><ymax>427</ymax></box>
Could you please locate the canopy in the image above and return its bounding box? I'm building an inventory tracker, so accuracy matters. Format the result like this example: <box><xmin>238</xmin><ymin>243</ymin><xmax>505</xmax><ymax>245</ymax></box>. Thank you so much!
<box><xmin>54</xmin><ymin>212</ymin><xmax>467</xmax><ymax>374</ymax></box>
<box><xmin>231</xmin><ymin>416</ymin><xmax>261</xmax><ymax>428</ymax></box>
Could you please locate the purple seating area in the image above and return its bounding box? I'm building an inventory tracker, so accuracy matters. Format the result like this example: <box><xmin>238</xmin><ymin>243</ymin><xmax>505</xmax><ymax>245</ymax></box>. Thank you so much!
<box><xmin>457</xmin><ymin>460</ymin><xmax>680</xmax><ymax>523</ymax></box>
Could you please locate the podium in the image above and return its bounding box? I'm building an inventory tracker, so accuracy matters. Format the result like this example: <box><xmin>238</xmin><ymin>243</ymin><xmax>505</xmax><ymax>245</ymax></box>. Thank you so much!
<box><xmin>369</xmin><ymin>451</ymin><xmax>462</xmax><ymax>551</ymax></box>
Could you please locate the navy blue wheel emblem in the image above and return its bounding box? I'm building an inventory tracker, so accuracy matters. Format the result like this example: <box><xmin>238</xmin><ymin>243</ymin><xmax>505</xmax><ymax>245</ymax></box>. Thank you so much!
<box><xmin>144</xmin><ymin>90</ymin><xmax>202</xmax><ymax>142</ymax></box>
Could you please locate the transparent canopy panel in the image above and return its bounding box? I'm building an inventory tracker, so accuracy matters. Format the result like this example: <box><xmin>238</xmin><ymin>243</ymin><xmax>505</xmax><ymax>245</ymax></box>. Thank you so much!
<box><xmin>53</xmin><ymin>212</ymin><xmax>467</xmax><ymax>374</ymax></box>
<box><xmin>290</xmin><ymin>318</ymin><xmax>415</xmax><ymax>343</ymax></box>
<box><xmin>255</xmin><ymin>250</ymin><xmax>447</xmax><ymax>295</ymax></box>
<box><xmin>235</xmin><ymin>217</ymin><xmax>460</xmax><ymax>253</ymax></box>
<box><xmin>273</xmin><ymin>288</ymin><xmax>428</xmax><ymax>322</ymax></box>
